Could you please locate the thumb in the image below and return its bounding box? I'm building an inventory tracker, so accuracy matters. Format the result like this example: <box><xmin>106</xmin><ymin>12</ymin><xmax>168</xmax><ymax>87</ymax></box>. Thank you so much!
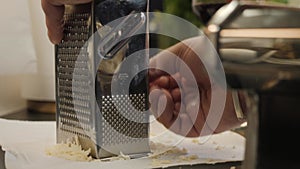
<box><xmin>149</xmin><ymin>88</ymin><xmax>175</xmax><ymax>128</ymax></box>
<box><xmin>41</xmin><ymin>0</ymin><xmax>64</xmax><ymax>44</ymax></box>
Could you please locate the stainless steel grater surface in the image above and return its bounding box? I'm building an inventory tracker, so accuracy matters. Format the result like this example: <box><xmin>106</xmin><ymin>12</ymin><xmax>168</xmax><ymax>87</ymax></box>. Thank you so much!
<box><xmin>56</xmin><ymin>0</ymin><xmax>149</xmax><ymax>159</ymax></box>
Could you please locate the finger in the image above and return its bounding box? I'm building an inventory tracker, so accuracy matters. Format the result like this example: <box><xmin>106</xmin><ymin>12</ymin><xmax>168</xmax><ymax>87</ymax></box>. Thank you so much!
<box><xmin>153</xmin><ymin>76</ymin><xmax>170</xmax><ymax>89</ymax></box>
<box><xmin>180</xmin><ymin>112</ymin><xmax>193</xmax><ymax>135</ymax></box>
<box><xmin>174</xmin><ymin>102</ymin><xmax>181</xmax><ymax>113</ymax></box>
<box><xmin>169</xmin><ymin>74</ymin><xmax>179</xmax><ymax>89</ymax></box>
<box><xmin>156</xmin><ymin>90</ymin><xmax>175</xmax><ymax>128</ymax></box>
<box><xmin>42</xmin><ymin>0</ymin><xmax>65</xmax><ymax>44</ymax></box>
<box><xmin>185</xmin><ymin>97</ymin><xmax>208</xmax><ymax>136</ymax></box>
<box><xmin>174</xmin><ymin>101</ymin><xmax>185</xmax><ymax>118</ymax></box>
<box><xmin>178</xmin><ymin>113</ymin><xmax>200</xmax><ymax>137</ymax></box>
<box><xmin>149</xmin><ymin>68</ymin><xmax>157</xmax><ymax>82</ymax></box>
<box><xmin>181</xmin><ymin>84</ymin><xmax>205</xmax><ymax>136</ymax></box>
<box><xmin>183</xmin><ymin>88</ymin><xmax>200</xmax><ymax>123</ymax></box>
<box><xmin>149</xmin><ymin>87</ymin><xmax>162</xmax><ymax>118</ymax></box>
<box><xmin>171</xmin><ymin>88</ymin><xmax>181</xmax><ymax>102</ymax></box>
<box><xmin>168</xmin><ymin>112</ymin><xmax>199</xmax><ymax>137</ymax></box>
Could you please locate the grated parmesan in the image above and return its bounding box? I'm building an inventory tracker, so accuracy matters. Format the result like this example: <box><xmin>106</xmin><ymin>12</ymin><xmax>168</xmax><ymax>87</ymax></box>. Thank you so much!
<box><xmin>178</xmin><ymin>154</ymin><xmax>199</xmax><ymax>162</ymax></box>
<box><xmin>45</xmin><ymin>137</ymin><xmax>199</xmax><ymax>166</ymax></box>
<box><xmin>191</xmin><ymin>139</ymin><xmax>200</xmax><ymax>144</ymax></box>
<box><xmin>45</xmin><ymin>136</ymin><xmax>133</xmax><ymax>162</ymax></box>
<box><xmin>149</xmin><ymin>141</ymin><xmax>199</xmax><ymax>167</ymax></box>
<box><xmin>45</xmin><ymin>136</ymin><xmax>92</xmax><ymax>162</ymax></box>
<box><xmin>98</xmin><ymin>152</ymin><xmax>131</xmax><ymax>162</ymax></box>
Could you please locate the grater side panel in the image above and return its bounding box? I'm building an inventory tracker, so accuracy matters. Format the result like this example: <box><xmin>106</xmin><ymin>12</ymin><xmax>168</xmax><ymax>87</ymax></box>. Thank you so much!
<box><xmin>55</xmin><ymin>4</ymin><xmax>98</xmax><ymax>157</ymax></box>
<box><xmin>94</xmin><ymin>0</ymin><xmax>150</xmax><ymax>158</ymax></box>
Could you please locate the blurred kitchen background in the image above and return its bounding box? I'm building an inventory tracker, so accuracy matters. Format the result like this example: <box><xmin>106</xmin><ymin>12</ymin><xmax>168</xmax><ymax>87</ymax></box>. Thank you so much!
<box><xmin>0</xmin><ymin>0</ymin><xmax>55</xmax><ymax>117</ymax></box>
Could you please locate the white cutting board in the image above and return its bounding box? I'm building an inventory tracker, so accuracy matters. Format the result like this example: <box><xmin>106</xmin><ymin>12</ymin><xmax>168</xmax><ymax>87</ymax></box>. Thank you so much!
<box><xmin>0</xmin><ymin>117</ymin><xmax>245</xmax><ymax>169</ymax></box>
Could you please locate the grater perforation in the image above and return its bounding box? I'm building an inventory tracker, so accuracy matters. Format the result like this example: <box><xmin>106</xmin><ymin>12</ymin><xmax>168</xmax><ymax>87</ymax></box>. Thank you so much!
<box><xmin>100</xmin><ymin>93</ymin><xmax>148</xmax><ymax>146</ymax></box>
<box><xmin>58</xmin><ymin>49</ymin><xmax>86</xmax><ymax>56</ymax></box>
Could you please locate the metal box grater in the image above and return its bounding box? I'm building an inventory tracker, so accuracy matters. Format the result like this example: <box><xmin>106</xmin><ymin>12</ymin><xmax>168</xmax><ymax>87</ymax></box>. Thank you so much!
<box><xmin>55</xmin><ymin>0</ymin><xmax>149</xmax><ymax>158</ymax></box>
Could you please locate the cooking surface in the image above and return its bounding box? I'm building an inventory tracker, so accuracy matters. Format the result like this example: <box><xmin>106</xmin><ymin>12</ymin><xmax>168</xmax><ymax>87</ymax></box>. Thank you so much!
<box><xmin>0</xmin><ymin>110</ymin><xmax>55</xmax><ymax>169</ymax></box>
<box><xmin>0</xmin><ymin>110</ymin><xmax>243</xmax><ymax>169</ymax></box>
<box><xmin>1</xmin><ymin>110</ymin><xmax>55</xmax><ymax>121</ymax></box>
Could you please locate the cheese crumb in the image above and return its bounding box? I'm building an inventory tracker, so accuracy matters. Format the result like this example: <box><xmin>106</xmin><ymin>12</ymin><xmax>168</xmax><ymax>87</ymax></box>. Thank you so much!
<box><xmin>100</xmin><ymin>152</ymin><xmax>131</xmax><ymax>162</ymax></box>
<box><xmin>191</xmin><ymin>139</ymin><xmax>200</xmax><ymax>144</ymax></box>
<box><xmin>215</xmin><ymin>146</ymin><xmax>224</xmax><ymax>150</ymax></box>
<box><xmin>149</xmin><ymin>141</ymin><xmax>187</xmax><ymax>158</ymax></box>
<box><xmin>178</xmin><ymin>154</ymin><xmax>199</xmax><ymax>162</ymax></box>
<box><xmin>149</xmin><ymin>141</ymin><xmax>200</xmax><ymax>167</ymax></box>
<box><xmin>46</xmin><ymin>138</ymin><xmax>202</xmax><ymax>167</ymax></box>
<box><xmin>151</xmin><ymin>159</ymin><xmax>172</xmax><ymax>167</ymax></box>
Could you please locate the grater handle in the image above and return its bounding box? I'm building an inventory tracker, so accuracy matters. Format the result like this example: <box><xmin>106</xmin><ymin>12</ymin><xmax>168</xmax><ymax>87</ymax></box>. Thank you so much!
<box><xmin>97</xmin><ymin>11</ymin><xmax>146</xmax><ymax>60</ymax></box>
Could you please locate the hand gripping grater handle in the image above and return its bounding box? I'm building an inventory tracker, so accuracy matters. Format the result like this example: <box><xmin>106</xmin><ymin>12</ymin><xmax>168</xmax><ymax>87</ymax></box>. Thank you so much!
<box><xmin>55</xmin><ymin>0</ymin><xmax>149</xmax><ymax>159</ymax></box>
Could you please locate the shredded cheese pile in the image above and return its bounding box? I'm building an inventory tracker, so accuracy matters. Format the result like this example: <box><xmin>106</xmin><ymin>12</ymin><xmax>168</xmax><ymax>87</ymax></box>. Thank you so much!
<box><xmin>45</xmin><ymin>136</ymin><xmax>92</xmax><ymax>162</ymax></box>
<box><xmin>149</xmin><ymin>141</ymin><xmax>199</xmax><ymax>167</ymax></box>
<box><xmin>45</xmin><ymin>137</ymin><xmax>199</xmax><ymax>166</ymax></box>
<box><xmin>149</xmin><ymin>141</ymin><xmax>188</xmax><ymax>157</ymax></box>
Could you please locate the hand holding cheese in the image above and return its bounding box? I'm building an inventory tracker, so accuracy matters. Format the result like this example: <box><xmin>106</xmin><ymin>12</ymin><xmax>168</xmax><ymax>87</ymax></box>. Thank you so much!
<box><xmin>149</xmin><ymin>37</ymin><xmax>246</xmax><ymax>137</ymax></box>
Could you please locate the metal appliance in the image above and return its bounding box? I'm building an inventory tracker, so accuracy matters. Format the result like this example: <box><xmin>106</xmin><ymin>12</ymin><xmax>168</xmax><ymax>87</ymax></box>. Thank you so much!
<box><xmin>199</xmin><ymin>1</ymin><xmax>300</xmax><ymax>168</ymax></box>
<box><xmin>55</xmin><ymin>0</ymin><xmax>149</xmax><ymax>158</ymax></box>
